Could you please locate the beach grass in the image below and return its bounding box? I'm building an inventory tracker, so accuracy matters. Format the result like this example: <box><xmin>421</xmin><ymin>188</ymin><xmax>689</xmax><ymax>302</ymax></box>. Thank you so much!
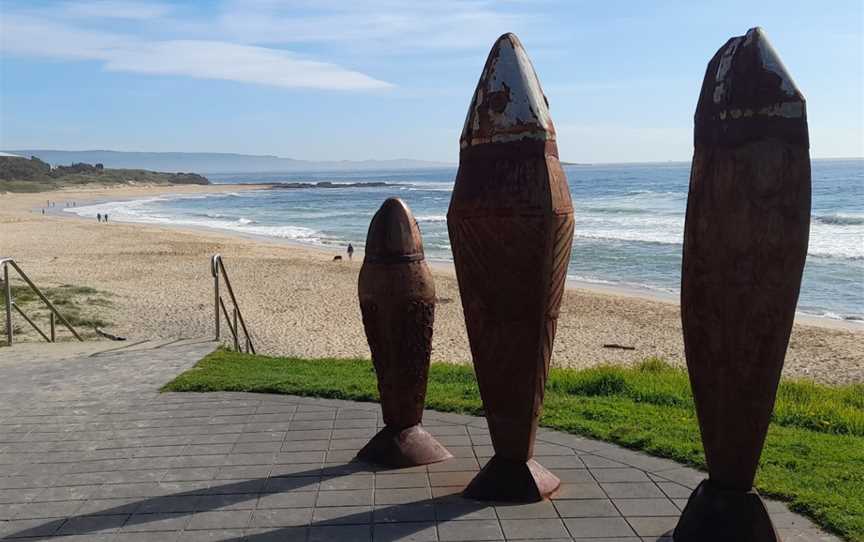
<box><xmin>163</xmin><ymin>349</ymin><xmax>864</xmax><ymax>541</ymax></box>
<box><xmin>0</xmin><ymin>282</ymin><xmax>113</xmax><ymax>340</ymax></box>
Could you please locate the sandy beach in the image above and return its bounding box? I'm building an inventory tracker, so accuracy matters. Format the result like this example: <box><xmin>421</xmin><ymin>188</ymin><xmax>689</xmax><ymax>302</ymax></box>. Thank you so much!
<box><xmin>1</xmin><ymin>185</ymin><xmax>861</xmax><ymax>385</ymax></box>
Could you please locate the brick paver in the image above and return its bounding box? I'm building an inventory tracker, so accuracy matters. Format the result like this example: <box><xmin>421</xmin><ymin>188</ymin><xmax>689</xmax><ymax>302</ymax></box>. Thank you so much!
<box><xmin>0</xmin><ymin>339</ymin><xmax>842</xmax><ymax>541</ymax></box>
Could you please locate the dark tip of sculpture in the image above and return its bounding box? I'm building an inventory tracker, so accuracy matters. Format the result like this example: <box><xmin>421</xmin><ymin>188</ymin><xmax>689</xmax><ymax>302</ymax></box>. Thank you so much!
<box><xmin>696</xmin><ymin>26</ymin><xmax>808</xmax><ymax>147</ymax></box>
<box><xmin>460</xmin><ymin>32</ymin><xmax>555</xmax><ymax>149</ymax></box>
<box><xmin>364</xmin><ymin>197</ymin><xmax>425</xmax><ymax>264</ymax></box>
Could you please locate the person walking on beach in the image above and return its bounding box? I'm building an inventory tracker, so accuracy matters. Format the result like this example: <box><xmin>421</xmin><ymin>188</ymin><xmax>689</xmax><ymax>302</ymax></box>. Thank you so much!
<box><xmin>104</xmin><ymin>213</ymin><xmax>109</xmax><ymax>223</ymax></box>
<box><xmin>347</xmin><ymin>243</ymin><xmax>354</xmax><ymax>261</ymax></box>
<box><xmin>97</xmin><ymin>213</ymin><xmax>102</xmax><ymax>222</ymax></box>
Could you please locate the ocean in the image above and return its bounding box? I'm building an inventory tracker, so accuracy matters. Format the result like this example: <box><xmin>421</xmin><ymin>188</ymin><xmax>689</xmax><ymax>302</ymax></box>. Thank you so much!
<box><xmin>65</xmin><ymin>159</ymin><xmax>864</xmax><ymax>323</ymax></box>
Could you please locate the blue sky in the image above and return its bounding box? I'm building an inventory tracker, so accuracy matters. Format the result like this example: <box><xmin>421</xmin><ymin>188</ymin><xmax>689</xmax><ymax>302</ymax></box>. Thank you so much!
<box><xmin>1</xmin><ymin>0</ymin><xmax>862</xmax><ymax>163</ymax></box>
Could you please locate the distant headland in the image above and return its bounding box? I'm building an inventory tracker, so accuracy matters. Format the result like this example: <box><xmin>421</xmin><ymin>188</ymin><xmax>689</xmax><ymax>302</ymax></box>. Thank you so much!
<box><xmin>0</xmin><ymin>155</ymin><xmax>209</xmax><ymax>193</ymax></box>
<box><xmin>2</xmin><ymin>150</ymin><xmax>455</xmax><ymax>174</ymax></box>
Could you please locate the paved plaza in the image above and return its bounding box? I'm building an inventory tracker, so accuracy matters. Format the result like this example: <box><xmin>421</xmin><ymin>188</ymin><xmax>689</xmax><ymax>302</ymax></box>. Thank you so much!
<box><xmin>0</xmin><ymin>339</ymin><xmax>840</xmax><ymax>541</ymax></box>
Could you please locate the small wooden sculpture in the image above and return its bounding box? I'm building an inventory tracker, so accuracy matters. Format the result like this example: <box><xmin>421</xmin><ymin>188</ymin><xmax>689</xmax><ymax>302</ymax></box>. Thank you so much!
<box><xmin>357</xmin><ymin>197</ymin><xmax>452</xmax><ymax>467</ymax></box>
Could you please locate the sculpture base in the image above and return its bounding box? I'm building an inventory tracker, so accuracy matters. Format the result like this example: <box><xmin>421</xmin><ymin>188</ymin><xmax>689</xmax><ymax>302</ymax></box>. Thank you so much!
<box><xmin>463</xmin><ymin>456</ymin><xmax>560</xmax><ymax>502</ymax></box>
<box><xmin>674</xmin><ymin>480</ymin><xmax>780</xmax><ymax>542</ymax></box>
<box><xmin>355</xmin><ymin>425</ymin><xmax>452</xmax><ymax>467</ymax></box>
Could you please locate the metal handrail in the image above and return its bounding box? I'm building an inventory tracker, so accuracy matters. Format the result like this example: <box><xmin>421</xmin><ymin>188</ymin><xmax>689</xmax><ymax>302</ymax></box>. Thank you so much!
<box><xmin>1</xmin><ymin>257</ymin><xmax>83</xmax><ymax>346</ymax></box>
<box><xmin>211</xmin><ymin>254</ymin><xmax>255</xmax><ymax>354</ymax></box>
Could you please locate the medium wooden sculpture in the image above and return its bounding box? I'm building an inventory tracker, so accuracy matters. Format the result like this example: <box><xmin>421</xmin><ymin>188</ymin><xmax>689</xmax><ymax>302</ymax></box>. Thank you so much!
<box><xmin>447</xmin><ymin>33</ymin><xmax>574</xmax><ymax>502</ymax></box>
<box><xmin>675</xmin><ymin>27</ymin><xmax>810</xmax><ymax>542</ymax></box>
<box><xmin>356</xmin><ymin>197</ymin><xmax>452</xmax><ymax>467</ymax></box>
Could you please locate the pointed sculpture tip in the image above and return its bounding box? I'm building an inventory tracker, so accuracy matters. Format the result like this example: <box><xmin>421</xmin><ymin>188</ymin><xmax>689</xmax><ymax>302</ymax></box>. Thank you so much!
<box><xmin>364</xmin><ymin>197</ymin><xmax>425</xmax><ymax>263</ymax></box>
<box><xmin>494</xmin><ymin>32</ymin><xmax>521</xmax><ymax>47</ymax></box>
<box><xmin>695</xmin><ymin>26</ymin><xmax>808</xmax><ymax>147</ymax></box>
<box><xmin>460</xmin><ymin>32</ymin><xmax>555</xmax><ymax>149</ymax></box>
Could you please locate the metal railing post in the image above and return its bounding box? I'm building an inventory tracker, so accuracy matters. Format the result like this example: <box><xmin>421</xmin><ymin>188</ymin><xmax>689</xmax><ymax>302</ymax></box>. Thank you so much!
<box><xmin>1</xmin><ymin>257</ymin><xmax>82</xmax><ymax>344</ymax></box>
<box><xmin>214</xmin><ymin>269</ymin><xmax>220</xmax><ymax>341</ymax></box>
<box><xmin>4</xmin><ymin>262</ymin><xmax>12</xmax><ymax>346</ymax></box>
<box><xmin>50</xmin><ymin>312</ymin><xmax>56</xmax><ymax>342</ymax></box>
<box><xmin>232</xmin><ymin>306</ymin><xmax>240</xmax><ymax>351</ymax></box>
<box><xmin>210</xmin><ymin>254</ymin><xmax>255</xmax><ymax>354</ymax></box>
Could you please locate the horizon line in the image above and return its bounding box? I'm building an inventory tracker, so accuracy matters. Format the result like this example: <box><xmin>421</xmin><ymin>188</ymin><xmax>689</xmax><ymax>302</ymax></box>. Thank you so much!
<box><xmin>2</xmin><ymin>148</ymin><xmax>862</xmax><ymax>168</ymax></box>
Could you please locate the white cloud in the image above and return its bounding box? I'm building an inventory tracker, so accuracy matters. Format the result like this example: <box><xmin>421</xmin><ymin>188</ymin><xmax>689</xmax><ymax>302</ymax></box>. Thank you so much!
<box><xmin>104</xmin><ymin>40</ymin><xmax>393</xmax><ymax>90</ymax></box>
<box><xmin>60</xmin><ymin>1</ymin><xmax>173</xmax><ymax>19</ymax></box>
<box><xmin>0</xmin><ymin>14</ymin><xmax>393</xmax><ymax>90</ymax></box>
<box><xmin>213</xmin><ymin>0</ymin><xmax>529</xmax><ymax>51</ymax></box>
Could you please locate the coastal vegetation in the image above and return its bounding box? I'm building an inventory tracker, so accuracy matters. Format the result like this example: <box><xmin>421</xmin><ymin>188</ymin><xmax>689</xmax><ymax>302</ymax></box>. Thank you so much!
<box><xmin>0</xmin><ymin>282</ymin><xmax>114</xmax><ymax>341</ymax></box>
<box><xmin>164</xmin><ymin>350</ymin><xmax>864</xmax><ymax>541</ymax></box>
<box><xmin>0</xmin><ymin>155</ymin><xmax>209</xmax><ymax>193</ymax></box>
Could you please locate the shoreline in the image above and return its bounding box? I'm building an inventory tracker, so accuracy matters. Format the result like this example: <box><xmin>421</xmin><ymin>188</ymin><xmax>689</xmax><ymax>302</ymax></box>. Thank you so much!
<box><xmin>1</xmin><ymin>184</ymin><xmax>861</xmax><ymax>385</ymax></box>
<box><xmin>52</xmin><ymin>185</ymin><xmax>862</xmax><ymax>332</ymax></box>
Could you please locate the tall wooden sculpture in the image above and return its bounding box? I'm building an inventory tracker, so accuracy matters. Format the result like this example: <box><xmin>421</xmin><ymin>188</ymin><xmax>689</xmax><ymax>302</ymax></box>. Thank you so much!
<box><xmin>357</xmin><ymin>198</ymin><xmax>452</xmax><ymax>467</ymax></box>
<box><xmin>447</xmin><ymin>33</ymin><xmax>574</xmax><ymax>502</ymax></box>
<box><xmin>675</xmin><ymin>27</ymin><xmax>810</xmax><ymax>541</ymax></box>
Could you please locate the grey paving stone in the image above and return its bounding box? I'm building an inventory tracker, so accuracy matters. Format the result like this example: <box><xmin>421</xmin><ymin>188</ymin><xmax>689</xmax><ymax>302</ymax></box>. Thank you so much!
<box><xmin>0</xmin><ymin>340</ymin><xmax>837</xmax><ymax>542</ymax></box>
<box><xmin>494</xmin><ymin>500</ymin><xmax>558</xmax><ymax>519</ymax></box>
<box><xmin>9</xmin><ymin>499</ymin><xmax>85</xmax><ymax>519</ymax></box>
<box><xmin>257</xmin><ymin>491</ymin><xmax>317</xmax><ymax>509</ymax></box>
<box><xmin>249</xmin><ymin>507</ymin><xmax>313</xmax><ymax>527</ymax></box>
<box><xmin>136</xmin><ymin>495</ymin><xmax>200</xmax><ymax>513</ymax></box>
<box><xmin>564</xmin><ymin>517</ymin><xmax>636</xmax><ymax>537</ymax></box>
<box><xmin>591</xmin><ymin>468</ymin><xmax>650</xmax><ymax>483</ymax></box>
<box><xmin>429</xmin><ymin>471</ymin><xmax>475</xmax><ymax>488</ymax></box>
<box><xmin>56</xmin><ymin>513</ymin><xmax>128</xmax><ymax>535</ymax></box>
<box><xmin>309</xmin><ymin>524</ymin><xmax>372</xmax><ymax>542</ymax></box>
<box><xmin>374</xmin><ymin>503</ymin><xmax>435</xmax><ymax>523</ymax></box>
<box><xmin>554</xmin><ymin>499</ymin><xmax>619</xmax><ymax>518</ymax></box>
<box><xmin>0</xmin><ymin>517</ymin><xmax>66</xmax><ymax>538</ymax></box>
<box><xmin>375</xmin><ymin>472</ymin><xmax>429</xmax><ymax>488</ymax></box>
<box><xmin>320</xmin><ymin>473</ymin><xmax>374</xmax><ymax>491</ymax></box>
<box><xmin>435</xmin><ymin>501</ymin><xmax>497</xmax><ymax>521</ymax></box>
<box><xmin>121</xmin><ymin>512</ymin><xmax>191</xmax><ymax>532</ymax></box>
<box><xmin>579</xmin><ymin>455</ymin><xmax>627</xmax><ymax>468</ymax></box>
<box><xmin>374</xmin><ymin>487</ymin><xmax>432</xmax><ymax>505</ymax></box>
<box><xmin>599</xmin><ymin>482</ymin><xmax>666</xmax><ymax>499</ymax></box>
<box><xmin>438</xmin><ymin>519</ymin><xmax>504</xmax><ymax>541</ymax></box>
<box><xmin>374</xmin><ymin>521</ymin><xmax>439</xmax><ymax>541</ymax></box>
<box><xmin>313</xmin><ymin>505</ymin><xmax>373</xmax><ymax>525</ymax></box>
<box><xmin>186</xmin><ymin>510</ymin><xmax>252</xmax><ymax>530</ymax></box>
<box><xmin>613</xmin><ymin>498</ymin><xmax>679</xmax><ymax>517</ymax></box>
<box><xmin>655</xmin><ymin>481</ymin><xmax>691</xmax><ymax>499</ymax></box>
<box><xmin>115</xmin><ymin>532</ymin><xmax>181</xmax><ymax>541</ymax></box>
<box><xmin>427</xmin><ymin>458</ymin><xmax>480</xmax><ymax>472</ymax></box>
<box><xmin>264</xmin><ymin>476</ymin><xmax>319</xmax><ymax>492</ymax></box>
<box><xmin>552</xmin><ymin>482</ymin><xmax>607</xmax><ymax>500</ymax></box>
<box><xmin>501</xmin><ymin>518</ymin><xmax>569</xmax><ymax>539</ymax></box>
<box><xmin>626</xmin><ymin>515</ymin><xmax>677</xmax><ymax>537</ymax></box>
<box><xmin>316</xmin><ymin>489</ymin><xmax>374</xmax><ymax>507</ymax></box>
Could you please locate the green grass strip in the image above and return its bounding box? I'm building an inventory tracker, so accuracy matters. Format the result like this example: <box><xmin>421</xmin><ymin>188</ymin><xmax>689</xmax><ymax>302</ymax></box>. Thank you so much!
<box><xmin>163</xmin><ymin>349</ymin><xmax>864</xmax><ymax>541</ymax></box>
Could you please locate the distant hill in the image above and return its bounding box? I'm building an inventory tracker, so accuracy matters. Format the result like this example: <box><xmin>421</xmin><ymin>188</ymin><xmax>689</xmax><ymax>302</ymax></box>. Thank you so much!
<box><xmin>0</xmin><ymin>155</ymin><xmax>209</xmax><ymax>193</ymax></box>
<box><xmin>4</xmin><ymin>150</ymin><xmax>454</xmax><ymax>174</ymax></box>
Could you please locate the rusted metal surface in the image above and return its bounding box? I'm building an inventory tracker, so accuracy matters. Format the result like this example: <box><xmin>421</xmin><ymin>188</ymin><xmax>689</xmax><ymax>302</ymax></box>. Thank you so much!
<box><xmin>356</xmin><ymin>198</ymin><xmax>452</xmax><ymax>467</ymax></box>
<box><xmin>448</xmin><ymin>33</ymin><xmax>574</xmax><ymax>502</ymax></box>
<box><xmin>675</xmin><ymin>27</ymin><xmax>810</xmax><ymax>541</ymax></box>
